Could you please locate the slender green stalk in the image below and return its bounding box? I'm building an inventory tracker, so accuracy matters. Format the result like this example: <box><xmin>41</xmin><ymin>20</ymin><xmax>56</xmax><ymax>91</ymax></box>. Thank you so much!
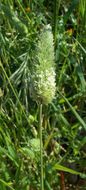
<box><xmin>39</xmin><ymin>103</ymin><xmax>44</xmax><ymax>190</ymax></box>
<box><xmin>53</xmin><ymin>0</ymin><xmax>57</xmax><ymax>44</ymax></box>
<box><xmin>16</xmin><ymin>0</ymin><xmax>31</xmax><ymax>23</ymax></box>
<box><xmin>53</xmin><ymin>0</ymin><xmax>61</xmax><ymax>45</ymax></box>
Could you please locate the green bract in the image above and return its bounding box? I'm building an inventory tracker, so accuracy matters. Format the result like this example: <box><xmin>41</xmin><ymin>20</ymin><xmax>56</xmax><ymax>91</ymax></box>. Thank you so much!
<box><xmin>30</xmin><ymin>25</ymin><xmax>56</xmax><ymax>105</ymax></box>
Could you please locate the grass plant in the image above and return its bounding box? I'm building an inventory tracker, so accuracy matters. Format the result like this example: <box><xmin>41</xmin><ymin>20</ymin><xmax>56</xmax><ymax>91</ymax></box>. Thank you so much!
<box><xmin>0</xmin><ymin>0</ymin><xmax>86</xmax><ymax>189</ymax></box>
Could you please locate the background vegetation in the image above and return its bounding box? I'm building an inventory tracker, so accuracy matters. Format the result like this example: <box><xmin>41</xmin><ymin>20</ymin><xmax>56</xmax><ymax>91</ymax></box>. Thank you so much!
<box><xmin>0</xmin><ymin>0</ymin><xmax>86</xmax><ymax>189</ymax></box>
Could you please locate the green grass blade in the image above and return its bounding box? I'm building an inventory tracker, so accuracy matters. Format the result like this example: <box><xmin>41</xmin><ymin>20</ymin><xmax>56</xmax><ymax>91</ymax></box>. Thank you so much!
<box><xmin>0</xmin><ymin>179</ymin><xmax>14</xmax><ymax>190</ymax></box>
<box><xmin>52</xmin><ymin>163</ymin><xmax>80</xmax><ymax>175</ymax></box>
<box><xmin>58</xmin><ymin>90</ymin><xmax>86</xmax><ymax>129</ymax></box>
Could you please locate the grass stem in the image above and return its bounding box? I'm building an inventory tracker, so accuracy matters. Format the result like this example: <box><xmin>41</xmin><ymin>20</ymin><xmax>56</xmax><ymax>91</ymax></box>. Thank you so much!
<box><xmin>39</xmin><ymin>103</ymin><xmax>44</xmax><ymax>190</ymax></box>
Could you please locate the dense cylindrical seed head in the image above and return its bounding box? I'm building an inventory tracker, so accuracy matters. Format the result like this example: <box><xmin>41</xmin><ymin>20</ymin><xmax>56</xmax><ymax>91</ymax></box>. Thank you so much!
<box><xmin>30</xmin><ymin>24</ymin><xmax>56</xmax><ymax>105</ymax></box>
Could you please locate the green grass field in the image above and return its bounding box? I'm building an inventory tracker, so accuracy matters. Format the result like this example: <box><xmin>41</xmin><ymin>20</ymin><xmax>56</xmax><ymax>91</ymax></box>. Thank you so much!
<box><xmin>0</xmin><ymin>0</ymin><xmax>86</xmax><ymax>189</ymax></box>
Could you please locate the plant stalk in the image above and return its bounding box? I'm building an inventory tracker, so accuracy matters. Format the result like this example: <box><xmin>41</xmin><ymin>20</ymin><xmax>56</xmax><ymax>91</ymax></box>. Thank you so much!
<box><xmin>53</xmin><ymin>0</ymin><xmax>61</xmax><ymax>45</ymax></box>
<box><xmin>39</xmin><ymin>103</ymin><xmax>44</xmax><ymax>190</ymax></box>
<box><xmin>60</xmin><ymin>171</ymin><xmax>66</xmax><ymax>190</ymax></box>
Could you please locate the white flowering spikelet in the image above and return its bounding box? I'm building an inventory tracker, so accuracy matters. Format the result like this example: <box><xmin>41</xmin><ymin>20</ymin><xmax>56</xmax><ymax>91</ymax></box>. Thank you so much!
<box><xmin>30</xmin><ymin>25</ymin><xmax>56</xmax><ymax>105</ymax></box>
